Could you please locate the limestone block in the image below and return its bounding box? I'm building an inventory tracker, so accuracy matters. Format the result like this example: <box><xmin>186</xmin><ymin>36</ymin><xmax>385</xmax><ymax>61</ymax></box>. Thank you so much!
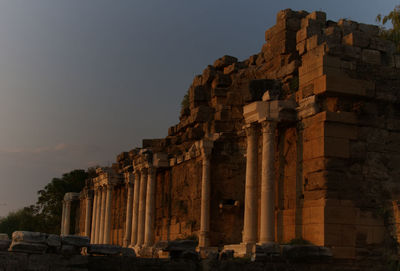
<box><xmin>12</xmin><ymin>231</ymin><xmax>47</xmax><ymax>244</ymax></box>
<box><xmin>202</xmin><ymin>65</ymin><xmax>216</xmax><ymax>84</ymax></box>
<box><xmin>306</xmin><ymin>11</ymin><xmax>326</xmax><ymax>24</ymax></box>
<box><xmin>213</xmin><ymin>55</ymin><xmax>237</xmax><ymax>70</ymax></box>
<box><xmin>325</xmin><ymin>206</ymin><xmax>357</xmax><ymax>225</ymax></box>
<box><xmin>46</xmin><ymin>234</ymin><xmax>61</xmax><ymax>248</ymax></box>
<box><xmin>0</xmin><ymin>234</ymin><xmax>8</xmax><ymax>241</ymax></box>
<box><xmin>296</xmin><ymin>40</ymin><xmax>306</xmax><ymax>55</ymax></box>
<box><xmin>9</xmin><ymin>241</ymin><xmax>48</xmax><ymax>254</ymax></box>
<box><xmin>358</xmin><ymin>23</ymin><xmax>379</xmax><ymax>36</ymax></box>
<box><xmin>192</xmin><ymin>75</ymin><xmax>203</xmax><ymax>88</ymax></box>
<box><xmin>190</xmin><ymin>106</ymin><xmax>213</xmax><ymax>123</ymax></box>
<box><xmin>87</xmin><ymin>244</ymin><xmax>122</xmax><ymax>255</ymax></box>
<box><xmin>296</xmin><ymin>25</ymin><xmax>321</xmax><ymax>43</ymax></box>
<box><xmin>342</xmin><ymin>32</ymin><xmax>370</xmax><ymax>48</ymax></box>
<box><xmin>302</xmin><ymin>206</ymin><xmax>324</xmax><ymax>225</ymax></box>
<box><xmin>0</xmin><ymin>240</ymin><xmax>11</xmax><ymax>251</ymax></box>
<box><xmin>361</xmin><ymin>49</ymin><xmax>381</xmax><ymax>65</ymax></box>
<box><xmin>61</xmin><ymin>235</ymin><xmax>89</xmax><ymax>248</ymax></box>
<box><xmin>338</xmin><ymin>19</ymin><xmax>358</xmax><ymax>36</ymax></box>
<box><xmin>313</xmin><ymin>74</ymin><xmax>375</xmax><ymax>97</ymax></box>
<box><xmin>302</xmin><ymin>224</ymin><xmax>324</xmax><ymax>246</ymax></box>
<box><xmin>300</xmin><ymin>53</ymin><xmax>341</xmax><ymax>77</ymax></box>
<box><xmin>303</xmin><ymin>137</ymin><xmax>349</xmax><ymax>159</ymax></box>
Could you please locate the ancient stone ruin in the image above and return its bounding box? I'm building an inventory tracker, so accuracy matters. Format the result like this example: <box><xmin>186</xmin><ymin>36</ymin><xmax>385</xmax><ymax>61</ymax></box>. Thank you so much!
<box><xmin>2</xmin><ymin>8</ymin><xmax>399</xmax><ymax>270</ymax></box>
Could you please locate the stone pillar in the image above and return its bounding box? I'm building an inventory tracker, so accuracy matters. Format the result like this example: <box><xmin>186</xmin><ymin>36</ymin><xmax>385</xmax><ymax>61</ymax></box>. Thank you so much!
<box><xmin>144</xmin><ymin>166</ymin><xmax>156</xmax><ymax>247</ymax></box>
<box><xmin>64</xmin><ymin>200</ymin><xmax>72</xmax><ymax>235</ymax></box>
<box><xmin>124</xmin><ymin>181</ymin><xmax>134</xmax><ymax>247</ymax></box>
<box><xmin>95</xmin><ymin>188</ymin><xmax>103</xmax><ymax>244</ymax></box>
<box><xmin>199</xmin><ymin>140</ymin><xmax>213</xmax><ymax>248</ymax></box>
<box><xmin>90</xmin><ymin>190</ymin><xmax>99</xmax><ymax>243</ymax></box>
<box><xmin>61</xmin><ymin>201</ymin><xmax>66</xmax><ymax>235</ymax></box>
<box><xmin>99</xmin><ymin>187</ymin><xmax>107</xmax><ymax>244</ymax></box>
<box><xmin>242</xmin><ymin>124</ymin><xmax>258</xmax><ymax>244</ymax></box>
<box><xmin>259</xmin><ymin>121</ymin><xmax>277</xmax><ymax>244</ymax></box>
<box><xmin>130</xmin><ymin>171</ymin><xmax>141</xmax><ymax>247</ymax></box>
<box><xmin>103</xmin><ymin>184</ymin><xmax>113</xmax><ymax>244</ymax></box>
<box><xmin>136</xmin><ymin>167</ymin><xmax>148</xmax><ymax>246</ymax></box>
<box><xmin>84</xmin><ymin>191</ymin><xmax>93</xmax><ymax>237</ymax></box>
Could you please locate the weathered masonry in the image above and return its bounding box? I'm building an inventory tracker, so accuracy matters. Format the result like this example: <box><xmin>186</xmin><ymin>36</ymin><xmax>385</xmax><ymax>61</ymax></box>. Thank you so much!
<box><xmin>62</xmin><ymin>9</ymin><xmax>400</xmax><ymax>259</ymax></box>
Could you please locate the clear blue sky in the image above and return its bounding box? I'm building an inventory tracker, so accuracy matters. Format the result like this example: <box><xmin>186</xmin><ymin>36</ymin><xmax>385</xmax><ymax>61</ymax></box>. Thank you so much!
<box><xmin>0</xmin><ymin>0</ymin><xmax>398</xmax><ymax>217</ymax></box>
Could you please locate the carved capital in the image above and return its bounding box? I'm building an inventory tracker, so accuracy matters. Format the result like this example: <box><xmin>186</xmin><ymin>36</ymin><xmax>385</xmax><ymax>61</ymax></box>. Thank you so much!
<box><xmin>261</xmin><ymin>121</ymin><xmax>277</xmax><ymax>134</ymax></box>
<box><xmin>244</xmin><ymin>123</ymin><xmax>258</xmax><ymax>137</ymax></box>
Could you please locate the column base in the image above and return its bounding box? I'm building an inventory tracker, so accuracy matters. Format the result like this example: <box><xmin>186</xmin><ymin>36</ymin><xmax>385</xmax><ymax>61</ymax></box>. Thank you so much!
<box><xmin>222</xmin><ymin>243</ymin><xmax>255</xmax><ymax>258</ymax></box>
<box><xmin>196</xmin><ymin>246</ymin><xmax>219</xmax><ymax>258</ymax></box>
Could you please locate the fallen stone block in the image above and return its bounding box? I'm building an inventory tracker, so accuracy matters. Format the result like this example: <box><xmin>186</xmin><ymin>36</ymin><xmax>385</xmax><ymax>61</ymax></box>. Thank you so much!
<box><xmin>46</xmin><ymin>234</ymin><xmax>61</xmax><ymax>248</ymax></box>
<box><xmin>60</xmin><ymin>244</ymin><xmax>81</xmax><ymax>255</ymax></box>
<box><xmin>0</xmin><ymin>234</ymin><xmax>9</xmax><ymax>241</ymax></box>
<box><xmin>0</xmin><ymin>240</ymin><xmax>11</xmax><ymax>251</ymax></box>
<box><xmin>121</xmin><ymin>247</ymin><xmax>136</xmax><ymax>257</ymax></box>
<box><xmin>9</xmin><ymin>241</ymin><xmax>48</xmax><ymax>254</ymax></box>
<box><xmin>61</xmin><ymin>235</ymin><xmax>89</xmax><ymax>248</ymax></box>
<box><xmin>219</xmin><ymin>249</ymin><xmax>234</xmax><ymax>260</ymax></box>
<box><xmin>12</xmin><ymin>231</ymin><xmax>47</xmax><ymax>244</ymax></box>
<box><xmin>87</xmin><ymin>244</ymin><xmax>122</xmax><ymax>255</ymax></box>
<box><xmin>164</xmin><ymin>240</ymin><xmax>197</xmax><ymax>252</ymax></box>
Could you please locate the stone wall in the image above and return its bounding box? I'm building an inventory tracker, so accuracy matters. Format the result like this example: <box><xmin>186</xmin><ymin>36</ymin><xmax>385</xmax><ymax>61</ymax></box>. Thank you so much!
<box><xmin>68</xmin><ymin>8</ymin><xmax>400</xmax><ymax>262</ymax></box>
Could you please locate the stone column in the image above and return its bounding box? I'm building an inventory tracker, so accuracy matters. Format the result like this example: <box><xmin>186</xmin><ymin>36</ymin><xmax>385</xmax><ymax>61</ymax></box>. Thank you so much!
<box><xmin>64</xmin><ymin>200</ymin><xmax>72</xmax><ymax>235</ymax></box>
<box><xmin>130</xmin><ymin>170</ymin><xmax>141</xmax><ymax>247</ymax></box>
<box><xmin>242</xmin><ymin>124</ymin><xmax>258</xmax><ymax>244</ymax></box>
<box><xmin>61</xmin><ymin>201</ymin><xmax>66</xmax><ymax>235</ymax></box>
<box><xmin>260</xmin><ymin>121</ymin><xmax>277</xmax><ymax>244</ymax></box>
<box><xmin>124</xmin><ymin>181</ymin><xmax>134</xmax><ymax>247</ymax></box>
<box><xmin>90</xmin><ymin>190</ymin><xmax>99</xmax><ymax>243</ymax></box>
<box><xmin>199</xmin><ymin>140</ymin><xmax>213</xmax><ymax>248</ymax></box>
<box><xmin>84</xmin><ymin>191</ymin><xmax>93</xmax><ymax>237</ymax></box>
<box><xmin>99</xmin><ymin>187</ymin><xmax>107</xmax><ymax>244</ymax></box>
<box><xmin>136</xmin><ymin>167</ymin><xmax>148</xmax><ymax>246</ymax></box>
<box><xmin>144</xmin><ymin>166</ymin><xmax>156</xmax><ymax>247</ymax></box>
<box><xmin>103</xmin><ymin>184</ymin><xmax>113</xmax><ymax>244</ymax></box>
<box><xmin>95</xmin><ymin>188</ymin><xmax>103</xmax><ymax>244</ymax></box>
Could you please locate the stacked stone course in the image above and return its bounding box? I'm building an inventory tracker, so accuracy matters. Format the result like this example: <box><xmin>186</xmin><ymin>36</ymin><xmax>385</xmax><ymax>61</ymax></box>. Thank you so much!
<box><xmin>57</xmin><ymin>8</ymin><xmax>400</xmax><ymax>263</ymax></box>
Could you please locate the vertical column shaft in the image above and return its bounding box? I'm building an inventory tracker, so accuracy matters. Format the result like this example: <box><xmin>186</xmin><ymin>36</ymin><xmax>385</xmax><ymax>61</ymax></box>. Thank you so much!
<box><xmin>90</xmin><ymin>190</ymin><xmax>98</xmax><ymax>243</ymax></box>
<box><xmin>85</xmin><ymin>193</ymin><xmax>93</xmax><ymax>237</ymax></box>
<box><xmin>144</xmin><ymin>167</ymin><xmax>156</xmax><ymax>247</ymax></box>
<box><xmin>130</xmin><ymin>171</ymin><xmax>141</xmax><ymax>246</ymax></box>
<box><xmin>199</xmin><ymin>148</ymin><xmax>212</xmax><ymax>248</ymax></box>
<box><xmin>95</xmin><ymin>189</ymin><xmax>103</xmax><ymax>244</ymax></box>
<box><xmin>243</xmin><ymin>124</ymin><xmax>258</xmax><ymax>244</ymax></box>
<box><xmin>136</xmin><ymin>168</ymin><xmax>148</xmax><ymax>246</ymax></box>
<box><xmin>260</xmin><ymin>121</ymin><xmax>277</xmax><ymax>244</ymax></box>
<box><xmin>99</xmin><ymin>187</ymin><xmax>107</xmax><ymax>244</ymax></box>
<box><xmin>64</xmin><ymin>201</ymin><xmax>72</xmax><ymax>235</ymax></box>
<box><xmin>61</xmin><ymin>201</ymin><xmax>66</xmax><ymax>235</ymax></box>
<box><xmin>124</xmin><ymin>182</ymin><xmax>134</xmax><ymax>247</ymax></box>
<box><xmin>104</xmin><ymin>185</ymin><xmax>113</xmax><ymax>244</ymax></box>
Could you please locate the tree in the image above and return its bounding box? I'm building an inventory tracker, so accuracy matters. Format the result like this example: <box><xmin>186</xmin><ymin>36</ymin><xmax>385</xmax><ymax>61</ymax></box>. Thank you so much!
<box><xmin>0</xmin><ymin>169</ymin><xmax>90</xmax><ymax>235</ymax></box>
<box><xmin>0</xmin><ymin>206</ymin><xmax>43</xmax><ymax>237</ymax></box>
<box><xmin>376</xmin><ymin>5</ymin><xmax>400</xmax><ymax>51</ymax></box>
<box><xmin>35</xmin><ymin>169</ymin><xmax>88</xmax><ymax>234</ymax></box>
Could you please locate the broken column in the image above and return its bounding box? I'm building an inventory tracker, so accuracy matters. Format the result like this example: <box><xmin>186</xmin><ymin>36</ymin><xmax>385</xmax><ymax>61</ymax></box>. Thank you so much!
<box><xmin>61</xmin><ymin>193</ymin><xmax>80</xmax><ymax>236</ymax></box>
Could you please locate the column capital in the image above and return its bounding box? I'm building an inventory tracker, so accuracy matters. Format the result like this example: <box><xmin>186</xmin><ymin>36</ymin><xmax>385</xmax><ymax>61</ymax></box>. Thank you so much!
<box><xmin>200</xmin><ymin>139</ymin><xmax>214</xmax><ymax>159</ymax></box>
<box><xmin>261</xmin><ymin>121</ymin><xmax>277</xmax><ymax>134</ymax></box>
<box><xmin>244</xmin><ymin>123</ymin><xmax>259</xmax><ymax>137</ymax></box>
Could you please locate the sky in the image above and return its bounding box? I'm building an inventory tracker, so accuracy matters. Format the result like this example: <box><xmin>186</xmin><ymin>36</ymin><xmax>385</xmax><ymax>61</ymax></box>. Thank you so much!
<box><xmin>0</xmin><ymin>0</ymin><xmax>398</xmax><ymax>217</ymax></box>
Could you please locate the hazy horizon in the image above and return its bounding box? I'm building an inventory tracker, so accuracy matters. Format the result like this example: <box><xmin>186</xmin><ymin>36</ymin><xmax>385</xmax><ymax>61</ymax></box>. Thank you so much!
<box><xmin>0</xmin><ymin>0</ymin><xmax>398</xmax><ymax>217</ymax></box>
